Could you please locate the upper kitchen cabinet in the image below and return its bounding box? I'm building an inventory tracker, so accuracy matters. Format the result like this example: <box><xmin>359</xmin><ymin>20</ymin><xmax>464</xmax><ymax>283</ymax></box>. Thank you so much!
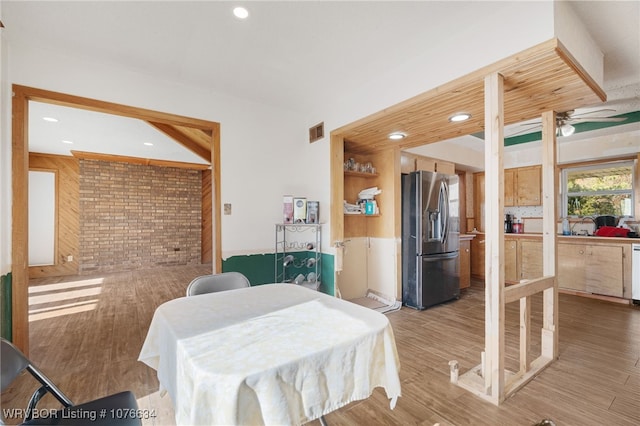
<box><xmin>504</xmin><ymin>169</ymin><xmax>515</xmax><ymax>206</ymax></box>
<box><xmin>400</xmin><ymin>152</ymin><xmax>455</xmax><ymax>175</ymax></box>
<box><xmin>514</xmin><ymin>166</ymin><xmax>542</xmax><ymax>206</ymax></box>
<box><xmin>474</xmin><ymin>165</ymin><xmax>542</xmax><ymax>229</ymax></box>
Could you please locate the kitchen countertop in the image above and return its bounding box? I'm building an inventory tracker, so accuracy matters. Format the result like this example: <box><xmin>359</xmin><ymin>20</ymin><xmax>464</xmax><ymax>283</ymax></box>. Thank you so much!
<box><xmin>469</xmin><ymin>232</ymin><xmax>637</xmax><ymax>244</ymax></box>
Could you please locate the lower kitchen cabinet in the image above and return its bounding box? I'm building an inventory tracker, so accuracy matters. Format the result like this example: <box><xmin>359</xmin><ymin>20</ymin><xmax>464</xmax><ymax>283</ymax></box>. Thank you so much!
<box><xmin>470</xmin><ymin>236</ymin><xmax>485</xmax><ymax>278</ymax></box>
<box><xmin>557</xmin><ymin>243</ymin><xmax>624</xmax><ymax>297</ymax></box>
<box><xmin>505</xmin><ymin>237</ymin><xmax>518</xmax><ymax>283</ymax></box>
<box><xmin>520</xmin><ymin>240</ymin><xmax>543</xmax><ymax>280</ymax></box>
<box><xmin>557</xmin><ymin>244</ymin><xmax>586</xmax><ymax>292</ymax></box>
<box><xmin>467</xmin><ymin>234</ymin><xmax>627</xmax><ymax>299</ymax></box>
<box><xmin>460</xmin><ymin>238</ymin><xmax>471</xmax><ymax>289</ymax></box>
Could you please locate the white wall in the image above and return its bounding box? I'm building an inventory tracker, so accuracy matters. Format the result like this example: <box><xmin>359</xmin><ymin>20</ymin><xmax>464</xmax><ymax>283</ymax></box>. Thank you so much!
<box><xmin>0</xmin><ymin>1</ymin><xmax>10</xmax><ymax>275</ymax></box>
<box><xmin>4</xmin><ymin>41</ymin><xmax>318</xmax><ymax>259</ymax></box>
<box><xmin>503</xmin><ymin>125</ymin><xmax>640</xmax><ymax>168</ymax></box>
<box><xmin>307</xmin><ymin>1</ymin><xmax>555</xmax><ymax>132</ymax></box>
<box><xmin>3</xmin><ymin>1</ymin><xmax>599</xmax><ymax>269</ymax></box>
<box><xmin>554</xmin><ymin>0</ymin><xmax>604</xmax><ymax>88</ymax></box>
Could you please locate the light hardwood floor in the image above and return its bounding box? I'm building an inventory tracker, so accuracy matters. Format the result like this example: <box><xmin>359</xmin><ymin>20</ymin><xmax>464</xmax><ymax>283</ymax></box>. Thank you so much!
<box><xmin>2</xmin><ymin>266</ymin><xmax>639</xmax><ymax>425</ymax></box>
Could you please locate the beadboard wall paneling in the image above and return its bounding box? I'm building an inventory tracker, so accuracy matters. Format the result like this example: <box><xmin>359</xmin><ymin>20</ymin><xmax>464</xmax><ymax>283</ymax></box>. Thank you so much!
<box><xmin>29</xmin><ymin>153</ymin><xmax>80</xmax><ymax>278</ymax></box>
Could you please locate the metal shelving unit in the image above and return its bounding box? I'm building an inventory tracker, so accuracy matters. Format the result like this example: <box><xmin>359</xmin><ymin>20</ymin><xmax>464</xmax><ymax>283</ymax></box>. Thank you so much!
<box><xmin>275</xmin><ymin>223</ymin><xmax>321</xmax><ymax>291</ymax></box>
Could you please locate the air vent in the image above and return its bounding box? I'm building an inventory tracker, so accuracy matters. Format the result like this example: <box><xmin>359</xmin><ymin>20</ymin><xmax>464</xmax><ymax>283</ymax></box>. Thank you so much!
<box><xmin>309</xmin><ymin>122</ymin><xmax>324</xmax><ymax>143</ymax></box>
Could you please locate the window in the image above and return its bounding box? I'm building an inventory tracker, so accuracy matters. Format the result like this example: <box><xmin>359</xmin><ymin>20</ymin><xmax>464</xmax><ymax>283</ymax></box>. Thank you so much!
<box><xmin>562</xmin><ymin>161</ymin><xmax>635</xmax><ymax>217</ymax></box>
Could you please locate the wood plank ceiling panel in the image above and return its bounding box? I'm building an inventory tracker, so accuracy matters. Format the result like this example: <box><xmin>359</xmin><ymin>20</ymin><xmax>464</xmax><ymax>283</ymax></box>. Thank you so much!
<box><xmin>337</xmin><ymin>39</ymin><xmax>606</xmax><ymax>154</ymax></box>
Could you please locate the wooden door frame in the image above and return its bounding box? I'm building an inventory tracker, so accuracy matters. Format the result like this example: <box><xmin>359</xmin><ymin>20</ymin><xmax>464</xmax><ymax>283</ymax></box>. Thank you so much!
<box><xmin>11</xmin><ymin>85</ymin><xmax>222</xmax><ymax>354</ymax></box>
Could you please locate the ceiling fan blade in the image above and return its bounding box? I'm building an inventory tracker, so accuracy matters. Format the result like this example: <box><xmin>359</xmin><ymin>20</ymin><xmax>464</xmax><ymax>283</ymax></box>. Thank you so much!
<box><xmin>568</xmin><ymin>117</ymin><xmax>627</xmax><ymax>124</ymax></box>
<box><xmin>570</xmin><ymin>108</ymin><xmax>617</xmax><ymax>118</ymax></box>
<box><xmin>507</xmin><ymin>125</ymin><xmax>542</xmax><ymax>137</ymax></box>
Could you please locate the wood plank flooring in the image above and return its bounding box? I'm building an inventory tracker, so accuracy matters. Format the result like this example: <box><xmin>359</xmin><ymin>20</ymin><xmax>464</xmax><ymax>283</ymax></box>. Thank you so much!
<box><xmin>2</xmin><ymin>267</ymin><xmax>639</xmax><ymax>425</ymax></box>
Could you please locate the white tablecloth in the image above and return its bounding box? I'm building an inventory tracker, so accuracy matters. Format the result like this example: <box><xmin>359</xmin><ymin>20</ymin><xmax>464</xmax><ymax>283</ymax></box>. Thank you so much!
<box><xmin>138</xmin><ymin>284</ymin><xmax>401</xmax><ymax>425</ymax></box>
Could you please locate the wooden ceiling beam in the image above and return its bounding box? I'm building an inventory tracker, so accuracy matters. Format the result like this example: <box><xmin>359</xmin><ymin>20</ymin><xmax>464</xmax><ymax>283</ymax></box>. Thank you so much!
<box><xmin>71</xmin><ymin>150</ymin><xmax>210</xmax><ymax>170</ymax></box>
<box><xmin>147</xmin><ymin>121</ymin><xmax>211</xmax><ymax>161</ymax></box>
<box><xmin>335</xmin><ymin>38</ymin><xmax>606</xmax><ymax>154</ymax></box>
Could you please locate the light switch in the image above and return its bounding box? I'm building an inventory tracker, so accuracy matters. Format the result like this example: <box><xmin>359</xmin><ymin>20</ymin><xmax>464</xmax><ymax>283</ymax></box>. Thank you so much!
<box><xmin>224</xmin><ymin>203</ymin><xmax>232</xmax><ymax>215</ymax></box>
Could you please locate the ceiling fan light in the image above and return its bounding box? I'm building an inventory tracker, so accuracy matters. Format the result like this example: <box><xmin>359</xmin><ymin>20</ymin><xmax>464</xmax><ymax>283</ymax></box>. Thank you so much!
<box><xmin>560</xmin><ymin>123</ymin><xmax>575</xmax><ymax>136</ymax></box>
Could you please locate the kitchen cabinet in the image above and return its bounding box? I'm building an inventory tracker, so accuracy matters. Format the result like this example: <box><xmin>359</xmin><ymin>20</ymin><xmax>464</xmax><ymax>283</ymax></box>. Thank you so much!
<box><xmin>473</xmin><ymin>173</ymin><xmax>485</xmax><ymax>232</ymax></box>
<box><xmin>520</xmin><ymin>240</ymin><xmax>543</xmax><ymax>279</ymax></box>
<box><xmin>401</xmin><ymin>152</ymin><xmax>455</xmax><ymax>175</ymax></box>
<box><xmin>557</xmin><ymin>242</ymin><xmax>624</xmax><ymax>297</ymax></box>
<box><xmin>471</xmin><ymin>235</ymin><xmax>543</xmax><ymax>283</ymax></box>
<box><xmin>470</xmin><ymin>233</ymin><xmax>629</xmax><ymax>299</ymax></box>
<box><xmin>505</xmin><ymin>238</ymin><xmax>543</xmax><ymax>282</ymax></box>
<box><xmin>505</xmin><ymin>237</ymin><xmax>518</xmax><ymax>283</ymax></box>
<box><xmin>400</xmin><ymin>154</ymin><xmax>416</xmax><ymax>174</ymax></box>
<box><xmin>473</xmin><ymin>166</ymin><xmax>542</xmax><ymax>231</ymax></box>
<box><xmin>470</xmin><ymin>235</ymin><xmax>485</xmax><ymax>279</ymax></box>
<box><xmin>504</xmin><ymin>169</ymin><xmax>516</xmax><ymax>206</ymax></box>
<box><xmin>557</xmin><ymin>244</ymin><xmax>586</xmax><ymax>292</ymax></box>
<box><xmin>516</xmin><ymin>166</ymin><xmax>542</xmax><ymax>206</ymax></box>
<box><xmin>460</xmin><ymin>238</ymin><xmax>471</xmax><ymax>289</ymax></box>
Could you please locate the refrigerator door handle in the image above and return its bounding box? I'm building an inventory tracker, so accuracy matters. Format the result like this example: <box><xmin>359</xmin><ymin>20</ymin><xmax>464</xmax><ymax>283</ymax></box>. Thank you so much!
<box><xmin>439</xmin><ymin>179</ymin><xmax>449</xmax><ymax>245</ymax></box>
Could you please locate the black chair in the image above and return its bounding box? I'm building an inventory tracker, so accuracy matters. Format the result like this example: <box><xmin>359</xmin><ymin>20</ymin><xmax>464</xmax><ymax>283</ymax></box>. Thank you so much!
<box><xmin>1</xmin><ymin>338</ymin><xmax>141</xmax><ymax>425</ymax></box>
<box><xmin>186</xmin><ymin>272</ymin><xmax>251</xmax><ymax>296</ymax></box>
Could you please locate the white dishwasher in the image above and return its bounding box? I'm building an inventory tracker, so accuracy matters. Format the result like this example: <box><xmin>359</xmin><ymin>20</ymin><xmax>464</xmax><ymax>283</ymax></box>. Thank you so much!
<box><xmin>633</xmin><ymin>244</ymin><xmax>640</xmax><ymax>304</ymax></box>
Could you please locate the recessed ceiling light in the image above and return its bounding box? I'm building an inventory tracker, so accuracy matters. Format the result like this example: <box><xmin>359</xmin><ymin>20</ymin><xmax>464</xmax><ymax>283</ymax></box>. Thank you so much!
<box><xmin>448</xmin><ymin>112</ymin><xmax>472</xmax><ymax>122</ymax></box>
<box><xmin>62</xmin><ymin>140</ymin><xmax>73</xmax><ymax>144</ymax></box>
<box><xmin>233</xmin><ymin>6</ymin><xmax>249</xmax><ymax>19</ymax></box>
<box><xmin>144</xmin><ymin>142</ymin><xmax>154</xmax><ymax>146</ymax></box>
<box><xmin>43</xmin><ymin>117</ymin><xmax>58</xmax><ymax>122</ymax></box>
<box><xmin>388</xmin><ymin>132</ymin><xmax>407</xmax><ymax>140</ymax></box>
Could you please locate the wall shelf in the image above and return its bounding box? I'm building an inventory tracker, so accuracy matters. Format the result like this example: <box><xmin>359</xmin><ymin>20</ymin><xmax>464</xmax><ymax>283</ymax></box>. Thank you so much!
<box><xmin>344</xmin><ymin>170</ymin><xmax>378</xmax><ymax>178</ymax></box>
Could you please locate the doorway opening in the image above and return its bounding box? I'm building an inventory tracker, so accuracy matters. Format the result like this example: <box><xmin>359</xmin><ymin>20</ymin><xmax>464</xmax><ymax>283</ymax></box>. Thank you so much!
<box><xmin>11</xmin><ymin>85</ymin><xmax>221</xmax><ymax>354</ymax></box>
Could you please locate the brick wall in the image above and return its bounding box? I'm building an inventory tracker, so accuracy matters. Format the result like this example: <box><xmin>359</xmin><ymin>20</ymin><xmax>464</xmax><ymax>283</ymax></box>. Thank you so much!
<box><xmin>79</xmin><ymin>159</ymin><xmax>202</xmax><ymax>274</ymax></box>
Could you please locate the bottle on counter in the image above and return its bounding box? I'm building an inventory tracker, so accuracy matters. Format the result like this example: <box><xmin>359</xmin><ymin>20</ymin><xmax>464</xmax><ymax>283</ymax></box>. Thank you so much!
<box><xmin>562</xmin><ymin>217</ymin><xmax>571</xmax><ymax>235</ymax></box>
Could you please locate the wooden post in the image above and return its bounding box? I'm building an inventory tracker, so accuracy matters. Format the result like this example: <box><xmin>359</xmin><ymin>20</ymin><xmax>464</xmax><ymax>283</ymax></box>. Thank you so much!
<box><xmin>483</xmin><ymin>72</ymin><xmax>505</xmax><ymax>404</ymax></box>
<box><xmin>541</xmin><ymin>111</ymin><xmax>558</xmax><ymax>359</ymax></box>
<box><xmin>519</xmin><ymin>296</ymin><xmax>531</xmax><ymax>373</ymax></box>
<box><xmin>11</xmin><ymin>87</ymin><xmax>30</xmax><ymax>354</ymax></box>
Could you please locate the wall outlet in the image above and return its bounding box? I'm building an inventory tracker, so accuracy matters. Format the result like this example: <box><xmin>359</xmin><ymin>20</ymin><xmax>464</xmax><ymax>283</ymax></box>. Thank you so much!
<box><xmin>224</xmin><ymin>203</ymin><xmax>232</xmax><ymax>215</ymax></box>
<box><xmin>67</xmin><ymin>255</ymin><xmax>73</xmax><ymax>262</ymax></box>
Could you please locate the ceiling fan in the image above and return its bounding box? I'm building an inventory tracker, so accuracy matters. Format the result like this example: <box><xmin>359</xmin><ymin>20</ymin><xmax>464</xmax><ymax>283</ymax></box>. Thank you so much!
<box><xmin>509</xmin><ymin>109</ymin><xmax>628</xmax><ymax>137</ymax></box>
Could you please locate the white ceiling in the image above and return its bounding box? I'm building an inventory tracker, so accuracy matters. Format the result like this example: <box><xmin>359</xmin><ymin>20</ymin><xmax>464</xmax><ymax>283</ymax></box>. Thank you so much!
<box><xmin>3</xmin><ymin>1</ymin><xmax>639</xmax><ymax>162</ymax></box>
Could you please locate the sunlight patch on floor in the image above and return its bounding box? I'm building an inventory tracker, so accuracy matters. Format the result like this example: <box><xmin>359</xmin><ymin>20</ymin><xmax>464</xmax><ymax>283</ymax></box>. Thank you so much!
<box><xmin>28</xmin><ymin>277</ymin><xmax>105</xmax><ymax>321</ymax></box>
<box><xmin>29</xmin><ymin>301</ymin><xmax>98</xmax><ymax>322</ymax></box>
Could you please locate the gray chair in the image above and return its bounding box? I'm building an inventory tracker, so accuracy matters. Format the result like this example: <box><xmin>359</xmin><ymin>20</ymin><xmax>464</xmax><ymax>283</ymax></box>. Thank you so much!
<box><xmin>186</xmin><ymin>272</ymin><xmax>250</xmax><ymax>296</ymax></box>
<box><xmin>0</xmin><ymin>338</ymin><xmax>141</xmax><ymax>425</ymax></box>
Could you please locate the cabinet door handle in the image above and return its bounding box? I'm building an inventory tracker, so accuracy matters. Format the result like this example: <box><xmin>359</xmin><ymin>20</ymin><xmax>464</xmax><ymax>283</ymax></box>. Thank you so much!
<box><xmin>579</xmin><ymin>250</ymin><xmax>584</xmax><ymax>255</ymax></box>
<box><xmin>479</xmin><ymin>240</ymin><xmax>485</xmax><ymax>244</ymax></box>
<box><xmin>465</xmin><ymin>248</ymin><xmax>469</xmax><ymax>252</ymax></box>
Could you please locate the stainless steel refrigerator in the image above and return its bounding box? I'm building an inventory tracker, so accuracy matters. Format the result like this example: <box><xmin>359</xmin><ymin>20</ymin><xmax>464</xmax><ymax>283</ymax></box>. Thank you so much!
<box><xmin>402</xmin><ymin>170</ymin><xmax>460</xmax><ymax>309</ymax></box>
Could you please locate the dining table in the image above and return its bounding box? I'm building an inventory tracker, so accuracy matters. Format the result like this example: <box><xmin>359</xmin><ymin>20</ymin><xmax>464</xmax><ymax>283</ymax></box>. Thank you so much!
<box><xmin>138</xmin><ymin>283</ymin><xmax>402</xmax><ymax>425</ymax></box>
